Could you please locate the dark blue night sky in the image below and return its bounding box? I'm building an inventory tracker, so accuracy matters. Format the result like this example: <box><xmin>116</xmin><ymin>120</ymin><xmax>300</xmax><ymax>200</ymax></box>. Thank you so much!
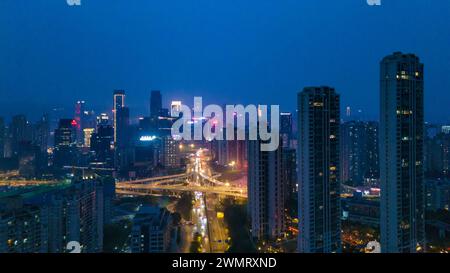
<box><xmin>1</xmin><ymin>0</ymin><xmax>450</xmax><ymax>122</ymax></box>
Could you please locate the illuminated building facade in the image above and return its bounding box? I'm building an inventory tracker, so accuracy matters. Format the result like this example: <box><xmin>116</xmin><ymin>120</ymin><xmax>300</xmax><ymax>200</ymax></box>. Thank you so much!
<box><xmin>113</xmin><ymin>90</ymin><xmax>125</xmax><ymax>145</ymax></box>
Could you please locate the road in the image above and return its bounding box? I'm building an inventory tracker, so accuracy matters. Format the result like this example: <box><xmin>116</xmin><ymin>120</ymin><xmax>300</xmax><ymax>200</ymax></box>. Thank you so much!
<box><xmin>195</xmin><ymin>149</ymin><xmax>230</xmax><ymax>253</ymax></box>
<box><xmin>205</xmin><ymin>193</ymin><xmax>229</xmax><ymax>253</ymax></box>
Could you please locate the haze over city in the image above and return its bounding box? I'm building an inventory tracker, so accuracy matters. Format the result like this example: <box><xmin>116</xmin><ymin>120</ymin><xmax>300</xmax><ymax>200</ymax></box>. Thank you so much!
<box><xmin>1</xmin><ymin>0</ymin><xmax>450</xmax><ymax>122</ymax></box>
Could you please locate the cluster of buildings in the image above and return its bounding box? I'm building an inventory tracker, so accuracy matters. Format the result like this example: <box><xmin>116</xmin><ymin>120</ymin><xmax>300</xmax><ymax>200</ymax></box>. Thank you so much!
<box><xmin>246</xmin><ymin>52</ymin><xmax>448</xmax><ymax>253</ymax></box>
<box><xmin>0</xmin><ymin>177</ymin><xmax>115</xmax><ymax>253</ymax></box>
<box><xmin>0</xmin><ymin>90</ymin><xmax>186</xmax><ymax>180</ymax></box>
<box><xmin>1</xmin><ymin>51</ymin><xmax>450</xmax><ymax>253</ymax></box>
<box><xmin>0</xmin><ymin>90</ymin><xmax>186</xmax><ymax>253</ymax></box>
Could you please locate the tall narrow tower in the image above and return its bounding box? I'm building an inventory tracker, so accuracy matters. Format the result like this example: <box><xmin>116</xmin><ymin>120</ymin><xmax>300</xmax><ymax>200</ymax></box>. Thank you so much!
<box><xmin>247</xmin><ymin>138</ymin><xmax>285</xmax><ymax>241</ymax></box>
<box><xmin>150</xmin><ymin>90</ymin><xmax>162</xmax><ymax>118</ymax></box>
<box><xmin>298</xmin><ymin>86</ymin><xmax>341</xmax><ymax>253</ymax></box>
<box><xmin>113</xmin><ymin>90</ymin><xmax>125</xmax><ymax>145</ymax></box>
<box><xmin>380</xmin><ymin>52</ymin><xmax>425</xmax><ymax>253</ymax></box>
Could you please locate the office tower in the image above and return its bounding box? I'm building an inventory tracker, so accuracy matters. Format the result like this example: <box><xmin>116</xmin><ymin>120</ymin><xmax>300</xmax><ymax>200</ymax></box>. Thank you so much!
<box><xmin>298</xmin><ymin>86</ymin><xmax>341</xmax><ymax>253</ymax></box>
<box><xmin>54</xmin><ymin>119</ymin><xmax>76</xmax><ymax>147</ymax></box>
<box><xmin>380</xmin><ymin>52</ymin><xmax>425</xmax><ymax>253</ymax></box>
<box><xmin>33</xmin><ymin>114</ymin><xmax>50</xmax><ymax>153</ymax></box>
<box><xmin>149</xmin><ymin>90</ymin><xmax>163</xmax><ymax>133</ymax></box>
<box><xmin>53</xmin><ymin>119</ymin><xmax>77</xmax><ymax>168</ymax></box>
<box><xmin>90</xmin><ymin>125</ymin><xmax>114</xmax><ymax>168</ymax></box>
<box><xmin>74</xmin><ymin>100</ymin><xmax>86</xmax><ymax>145</ymax></box>
<box><xmin>116</xmin><ymin>107</ymin><xmax>130</xmax><ymax>148</ymax></box>
<box><xmin>150</xmin><ymin>90</ymin><xmax>163</xmax><ymax>117</ymax></box>
<box><xmin>131</xmin><ymin>206</ymin><xmax>172</xmax><ymax>253</ymax></box>
<box><xmin>18</xmin><ymin>142</ymin><xmax>43</xmax><ymax>178</ymax></box>
<box><xmin>0</xmin><ymin>117</ymin><xmax>4</xmax><ymax>158</ymax></box>
<box><xmin>96</xmin><ymin>113</ymin><xmax>109</xmax><ymax>126</ymax></box>
<box><xmin>113</xmin><ymin>90</ymin><xmax>125</xmax><ymax>145</ymax></box>
<box><xmin>247</xmin><ymin>138</ymin><xmax>285</xmax><ymax>240</ymax></box>
<box><xmin>115</xmin><ymin>107</ymin><xmax>130</xmax><ymax>169</ymax></box>
<box><xmin>280</xmin><ymin>112</ymin><xmax>293</xmax><ymax>148</ymax></box>
<box><xmin>9</xmin><ymin>115</ymin><xmax>32</xmax><ymax>157</ymax></box>
<box><xmin>340</xmin><ymin>121</ymin><xmax>379</xmax><ymax>187</ymax></box>
<box><xmin>134</xmin><ymin>134</ymin><xmax>159</xmax><ymax>177</ymax></box>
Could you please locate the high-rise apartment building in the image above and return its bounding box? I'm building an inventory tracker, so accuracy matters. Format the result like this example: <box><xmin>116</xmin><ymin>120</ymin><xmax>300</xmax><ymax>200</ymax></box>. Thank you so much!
<box><xmin>280</xmin><ymin>112</ymin><xmax>293</xmax><ymax>148</ymax></box>
<box><xmin>340</xmin><ymin>121</ymin><xmax>379</xmax><ymax>187</ymax></box>
<box><xmin>247</xmin><ymin>138</ymin><xmax>285</xmax><ymax>240</ymax></box>
<box><xmin>380</xmin><ymin>52</ymin><xmax>425</xmax><ymax>253</ymax></box>
<box><xmin>131</xmin><ymin>206</ymin><xmax>172</xmax><ymax>253</ymax></box>
<box><xmin>298</xmin><ymin>86</ymin><xmax>341</xmax><ymax>253</ymax></box>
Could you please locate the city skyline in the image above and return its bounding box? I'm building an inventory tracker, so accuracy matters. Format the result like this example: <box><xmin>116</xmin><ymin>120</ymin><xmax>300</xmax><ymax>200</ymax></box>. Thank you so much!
<box><xmin>2</xmin><ymin>0</ymin><xmax>450</xmax><ymax>258</ymax></box>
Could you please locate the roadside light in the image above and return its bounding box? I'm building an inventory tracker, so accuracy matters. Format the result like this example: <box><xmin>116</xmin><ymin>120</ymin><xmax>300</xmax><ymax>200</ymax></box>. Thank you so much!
<box><xmin>179</xmin><ymin>144</ymin><xmax>184</xmax><ymax>149</ymax></box>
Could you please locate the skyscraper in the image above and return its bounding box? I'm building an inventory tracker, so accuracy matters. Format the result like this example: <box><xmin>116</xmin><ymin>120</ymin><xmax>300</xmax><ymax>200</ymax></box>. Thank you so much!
<box><xmin>53</xmin><ymin>119</ymin><xmax>77</xmax><ymax>168</ymax></box>
<box><xmin>298</xmin><ymin>86</ymin><xmax>341</xmax><ymax>253</ymax></box>
<box><xmin>115</xmin><ymin>107</ymin><xmax>130</xmax><ymax>169</ymax></box>
<box><xmin>280</xmin><ymin>112</ymin><xmax>293</xmax><ymax>148</ymax></box>
<box><xmin>150</xmin><ymin>90</ymin><xmax>162</xmax><ymax>118</ymax></box>
<box><xmin>380</xmin><ymin>52</ymin><xmax>425</xmax><ymax>253</ymax></box>
<box><xmin>74</xmin><ymin>100</ymin><xmax>86</xmax><ymax>145</ymax></box>
<box><xmin>113</xmin><ymin>90</ymin><xmax>125</xmax><ymax>145</ymax></box>
<box><xmin>149</xmin><ymin>90</ymin><xmax>163</xmax><ymax>133</ymax></box>
<box><xmin>90</xmin><ymin>125</ymin><xmax>114</xmax><ymax>168</ymax></box>
<box><xmin>247</xmin><ymin>138</ymin><xmax>285</xmax><ymax>240</ymax></box>
<box><xmin>9</xmin><ymin>115</ymin><xmax>32</xmax><ymax>157</ymax></box>
<box><xmin>34</xmin><ymin>114</ymin><xmax>50</xmax><ymax>153</ymax></box>
<box><xmin>340</xmin><ymin>121</ymin><xmax>379</xmax><ymax>187</ymax></box>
